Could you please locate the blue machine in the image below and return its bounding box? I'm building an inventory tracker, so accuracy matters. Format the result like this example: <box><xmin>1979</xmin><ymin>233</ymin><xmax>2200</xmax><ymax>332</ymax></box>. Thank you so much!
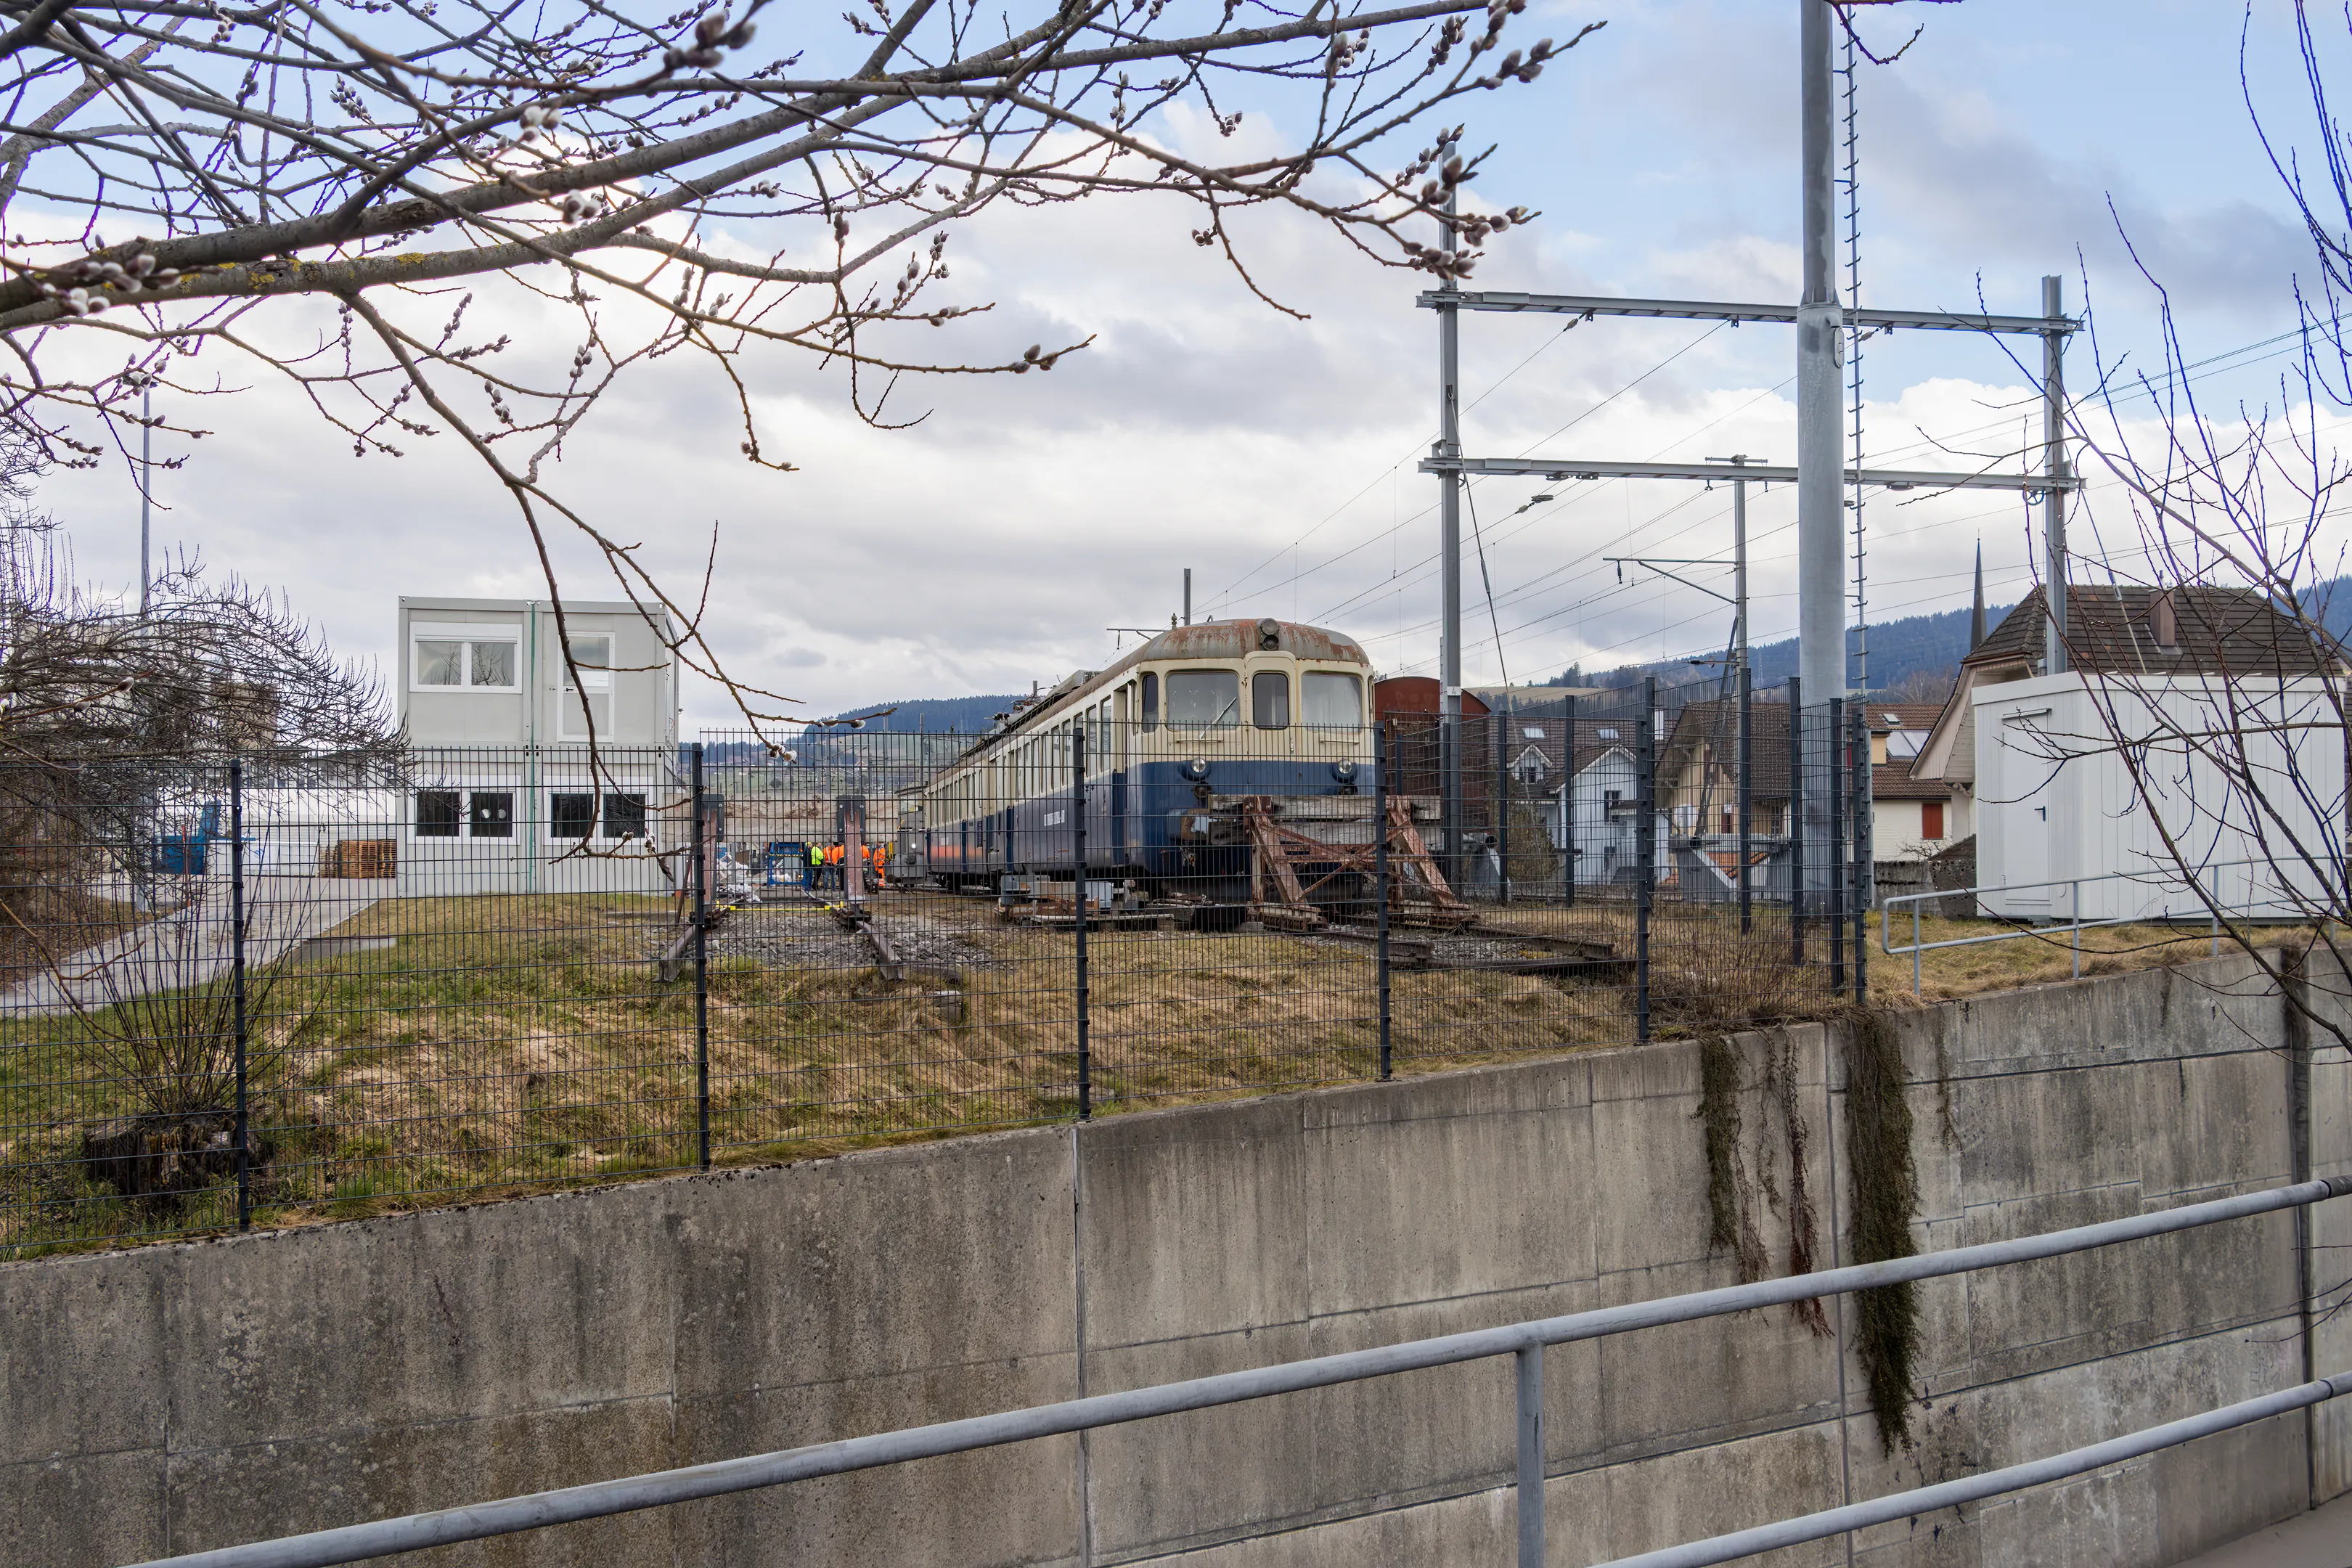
<box><xmin>765</xmin><ymin>840</ymin><xmax>811</xmax><ymax>887</ymax></box>
<box><xmin>155</xmin><ymin>801</ymin><xmax>222</xmax><ymax>876</ymax></box>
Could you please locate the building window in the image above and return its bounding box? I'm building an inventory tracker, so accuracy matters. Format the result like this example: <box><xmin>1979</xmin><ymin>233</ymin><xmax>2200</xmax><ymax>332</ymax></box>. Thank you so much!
<box><xmin>472</xmin><ymin>641</ymin><xmax>515</xmax><ymax>687</ymax></box>
<box><xmin>411</xmin><ymin>624</ymin><xmax>520</xmax><ymax>690</ymax></box>
<box><xmin>415</xmin><ymin>790</ymin><xmax>462</xmax><ymax>837</ymax></box>
<box><xmin>604</xmin><ymin>792</ymin><xmax>648</xmax><ymax>839</ymax></box>
<box><xmin>1922</xmin><ymin>801</ymin><xmax>1945</xmax><ymax>840</ymax></box>
<box><xmin>551</xmin><ymin>792</ymin><xmax>597</xmax><ymax>838</ymax></box>
<box><xmin>1252</xmin><ymin>671</ymin><xmax>1291</xmax><ymax>730</ymax></box>
<box><xmin>416</xmin><ymin>789</ymin><xmax>520</xmax><ymax>838</ymax></box>
<box><xmin>561</xmin><ymin>634</ymin><xmax>613</xmax><ymax>738</ymax></box>
<box><xmin>469</xmin><ymin>791</ymin><xmax>515</xmax><ymax>838</ymax></box>
<box><xmin>415</xmin><ymin>640</ymin><xmax>465</xmax><ymax>687</ymax></box>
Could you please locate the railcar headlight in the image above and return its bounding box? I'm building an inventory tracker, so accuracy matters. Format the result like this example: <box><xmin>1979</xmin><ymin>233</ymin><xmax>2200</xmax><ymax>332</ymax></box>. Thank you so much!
<box><xmin>1181</xmin><ymin>759</ymin><xmax>1212</xmax><ymax>782</ymax></box>
<box><xmin>1331</xmin><ymin>761</ymin><xmax>1358</xmax><ymax>783</ymax></box>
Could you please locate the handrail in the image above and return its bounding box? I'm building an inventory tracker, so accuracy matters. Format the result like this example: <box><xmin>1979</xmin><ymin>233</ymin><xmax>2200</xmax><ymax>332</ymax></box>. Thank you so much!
<box><xmin>1878</xmin><ymin>857</ymin><xmax>2300</xmax><ymax>994</ymax></box>
<box><xmin>121</xmin><ymin>1175</ymin><xmax>2352</xmax><ymax>1568</ymax></box>
<box><xmin>1598</xmin><ymin>1373</ymin><xmax>2352</xmax><ymax>1568</ymax></box>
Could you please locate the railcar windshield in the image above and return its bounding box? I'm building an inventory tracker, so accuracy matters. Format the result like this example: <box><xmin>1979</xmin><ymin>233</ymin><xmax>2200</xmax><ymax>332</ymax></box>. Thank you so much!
<box><xmin>1301</xmin><ymin>671</ymin><xmax>1363</xmax><ymax>728</ymax></box>
<box><xmin>1167</xmin><ymin>669</ymin><xmax>1241</xmax><ymax>727</ymax></box>
<box><xmin>1251</xmin><ymin>671</ymin><xmax>1289</xmax><ymax>729</ymax></box>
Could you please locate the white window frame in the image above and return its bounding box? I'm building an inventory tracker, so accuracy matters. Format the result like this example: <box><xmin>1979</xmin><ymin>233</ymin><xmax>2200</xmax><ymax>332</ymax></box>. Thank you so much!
<box><xmin>409</xmin><ymin>621</ymin><xmax>521</xmax><ymax>693</ymax></box>
<box><xmin>559</xmin><ymin>633</ymin><xmax>616</xmax><ymax>739</ymax></box>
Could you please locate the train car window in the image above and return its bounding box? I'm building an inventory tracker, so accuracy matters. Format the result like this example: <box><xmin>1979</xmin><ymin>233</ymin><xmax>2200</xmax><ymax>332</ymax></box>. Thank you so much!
<box><xmin>1252</xmin><ymin>671</ymin><xmax>1291</xmax><ymax>730</ymax></box>
<box><xmin>1167</xmin><ymin>669</ymin><xmax>1240</xmax><ymax>727</ymax></box>
<box><xmin>1302</xmin><ymin>671</ymin><xmax>1363</xmax><ymax>728</ymax></box>
<box><xmin>1140</xmin><ymin>672</ymin><xmax>1159</xmax><ymax>732</ymax></box>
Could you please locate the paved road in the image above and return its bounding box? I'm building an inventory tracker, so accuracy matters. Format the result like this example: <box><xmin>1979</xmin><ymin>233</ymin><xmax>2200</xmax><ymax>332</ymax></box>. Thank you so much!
<box><xmin>0</xmin><ymin>875</ymin><xmax>392</xmax><ymax>1016</ymax></box>
<box><xmin>2178</xmin><ymin>1495</ymin><xmax>2352</xmax><ymax>1568</ymax></box>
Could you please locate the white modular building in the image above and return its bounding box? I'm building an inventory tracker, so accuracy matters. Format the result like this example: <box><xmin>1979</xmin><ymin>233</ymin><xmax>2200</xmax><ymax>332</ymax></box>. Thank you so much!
<box><xmin>395</xmin><ymin>597</ymin><xmax>683</xmax><ymax>895</ymax></box>
<box><xmin>1972</xmin><ymin>670</ymin><xmax>2346</xmax><ymax>924</ymax></box>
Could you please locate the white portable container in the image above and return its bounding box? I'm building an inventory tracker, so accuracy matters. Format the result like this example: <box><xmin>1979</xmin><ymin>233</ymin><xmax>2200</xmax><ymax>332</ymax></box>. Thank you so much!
<box><xmin>1972</xmin><ymin>670</ymin><xmax>2345</xmax><ymax>923</ymax></box>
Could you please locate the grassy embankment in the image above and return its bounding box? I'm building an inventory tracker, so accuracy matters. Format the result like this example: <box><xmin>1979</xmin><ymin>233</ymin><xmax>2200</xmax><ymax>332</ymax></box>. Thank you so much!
<box><xmin>0</xmin><ymin>890</ymin><xmax>2274</xmax><ymax>1254</ymax></box>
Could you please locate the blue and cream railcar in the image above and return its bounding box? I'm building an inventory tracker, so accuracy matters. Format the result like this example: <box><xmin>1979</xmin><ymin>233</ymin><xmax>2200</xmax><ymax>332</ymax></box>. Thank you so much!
<box><xmin>918</xmin><ymin>618</ymin><xmax>1376</xmax><ymax>900</ymax></box>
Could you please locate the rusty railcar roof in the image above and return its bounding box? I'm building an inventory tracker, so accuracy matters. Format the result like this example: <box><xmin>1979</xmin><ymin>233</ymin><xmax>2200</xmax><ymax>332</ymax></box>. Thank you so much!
<box><xmin>942</xmin><ymin>619</ymin><xmax>1373</xmax><ymax>765</ymax></box>
<box><xmin>1127</xmin><ymin>618</ymin><xmax>1371</xmax><ymax>663</ymax></box>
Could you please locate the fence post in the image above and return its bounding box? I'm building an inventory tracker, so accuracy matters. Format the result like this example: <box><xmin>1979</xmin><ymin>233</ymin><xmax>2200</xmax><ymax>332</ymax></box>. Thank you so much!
<box><xmin>1789</xmin><ymin>676</ymin><xmax>1805</xmax><ymax>967</ymax></box>
<box><xmin>1637</xmin><ymin>677</ymin><xmax>1655</xmax><ymax>1044</ymax></box>
<box><xmin>1829</xmin><ymin>697</ymin><xmax>1846</xmax><ymax>996</ymax></box>
<box><xmin>229</xmin><ymin>756</ymin><xmax>251</xmax><ymax>1230</ymax></box>
<box><xmin>1738</xmin><ymin>665</ymin><xmax>1752</xmax><ymax>934</ymax></box>
<box><xmin>1851</xmin><ymin>702</ymin><xmax>1870</xmax><ymax>999</ymax></box>
<box><xmin>691</xmin><ymin>743</ymin><xmax>711</xmax><ymax>1169</ymax></box>
<box><xmin>1561</xmin><ymin>695</ymin><xmax>1577</xmax><ymax>907</ymax></box>
<box><xmin>1375</xmin><ymin>721</ymin><xmax>1392</xmax><ymax>1081</ymax></box>
<box><xmin>1074</xmin><ymin>729</ymin><xmax>1090</xmax><ymax>1121</ymax></box>
<box><xmin>1495</xmin><ymin>700</ymin><xmax>1511</xmax><ymax>905</ymax></box>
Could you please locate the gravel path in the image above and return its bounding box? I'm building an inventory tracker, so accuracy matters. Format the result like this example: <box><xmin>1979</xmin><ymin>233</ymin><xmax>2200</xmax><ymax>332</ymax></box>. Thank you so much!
<box><xmin>690</xmin><ymin>911</ymin><xmax>998</xmax><ymax>974</ymax></box>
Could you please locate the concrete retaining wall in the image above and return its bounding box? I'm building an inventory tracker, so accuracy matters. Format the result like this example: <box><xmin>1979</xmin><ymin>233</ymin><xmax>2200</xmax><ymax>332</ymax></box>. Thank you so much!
<box><xmin>8</xmin><ymin>952</ymin><xmax>2347</xmax><ymax>1566</ymax></box>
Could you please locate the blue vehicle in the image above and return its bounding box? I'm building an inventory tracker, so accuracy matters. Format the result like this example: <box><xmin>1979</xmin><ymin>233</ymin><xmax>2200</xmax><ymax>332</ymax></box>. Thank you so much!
<box><xmin>915</xmin><ymin>618</ymin><xmax>1378</xmax><ymax>913</ymax></box>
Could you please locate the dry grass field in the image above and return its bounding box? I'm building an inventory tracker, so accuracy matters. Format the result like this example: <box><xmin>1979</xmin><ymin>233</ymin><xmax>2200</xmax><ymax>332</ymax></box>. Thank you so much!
<box><xmin>0</xmin><ymin>886</ymin><xmax>2295</xmax><ymax>1255</ymax></box>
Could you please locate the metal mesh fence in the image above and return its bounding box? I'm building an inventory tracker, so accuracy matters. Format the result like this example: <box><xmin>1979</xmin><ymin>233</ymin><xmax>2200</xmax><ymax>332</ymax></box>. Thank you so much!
<box><xmin>1</xmin><ymin>698</ymin><xmax>1870</xmax><ymax>1255</ymax></box>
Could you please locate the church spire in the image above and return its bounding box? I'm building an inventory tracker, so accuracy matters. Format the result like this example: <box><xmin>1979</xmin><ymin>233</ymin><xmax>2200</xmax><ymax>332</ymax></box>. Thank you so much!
<box><xmin>1970</xmin><ymin>541</ymin><xmax>1987</xmax><ymax>653</ymax></box>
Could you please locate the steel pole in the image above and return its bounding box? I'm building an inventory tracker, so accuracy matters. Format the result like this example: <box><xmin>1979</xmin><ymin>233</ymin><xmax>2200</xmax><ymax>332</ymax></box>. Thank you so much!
<box><xmin>1074</xmin><ymin>730</ymin><xmax>1090</xmax><ymax>1120</ymax></box>
<box><xmin>1516</xmin><ymin>1344</ymin><xmax>1545</xmax><ymax>1568</ymax></box>
<box><xmin>1183</xmin><ymin>568</ymin><xmax>1191</xmax><ymax>627</ymax></box>
<box><xmin>1497</xmin><ymin>696</ymin><xmax>1511</xmax><ymax>905</ymax></box>
<box><xmin>1733</xmin><ymin>466</ymin><xmax>1751</xmax><ymax>931</ymax></box>
<box><xmin>1738</xmin><ymin>663</ymin><xmax>1752</xmax><ymax>934</ymax></box>
<box><xmin>229</xmin><ymin>756</ymin><xmax>250</xmax><ymax>1230</ymax></box>
<box><xmin>1636</xmin><ymin>677</ymin><xmax>1655</xmax><ymax>1043</ymax></box>
<box><xmin>139</xmin><ymin>380</ymin><xmax>152</xmax><ymax>617</ymax></box>
<box><xmin>690</xmin><ymin>744</ymin><xmax>710</xmax><ymax>1169</ymax></box>
<box><xmin>1374</xmin><ymin>721</ymin><xmax>1392</xmax><ymax>1080</ymax></box>
<box><xmin>2042</xmin><ymin>274</ymin><xmax>2068</xmax><ymax>675</ymax></box>
<box><xmin>1438</xmin><ymin>187</ymin><xmax>1464</xmax><ymax>888</ymax></box>
<box><xmin>1797</xmin><ymin>0</ymin><xmax>1842</xmax><ymax>912</ymax></box>
<box><xmin>1796</xmin><ymin>0</ymin><xmax>1843</xmax><ymax>706</ymax></box>
<box><xmin>1561</xmin><ymin>695</ymin><xmax>1577</xmax><ymax>907</ymax></box>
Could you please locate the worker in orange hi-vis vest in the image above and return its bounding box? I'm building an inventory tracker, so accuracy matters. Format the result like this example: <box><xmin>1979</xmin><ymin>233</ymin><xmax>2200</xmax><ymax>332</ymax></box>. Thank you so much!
<box><xmin>824</xmin><ymin>841</ymin><xmax>844</xmax><ymax>891</ymax></box>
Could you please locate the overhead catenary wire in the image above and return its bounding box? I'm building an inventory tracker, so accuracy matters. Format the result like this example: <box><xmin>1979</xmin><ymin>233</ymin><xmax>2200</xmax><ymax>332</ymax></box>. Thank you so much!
<box><xmin>1418</xmin><ymin>352</ymin><xmax>2352</xmax><ymax>679</ymax></box>
<box><xmin>1228</xmin><ymin>296</ymin><xmax>2336</xmax><ymax>687</ymax></box>
<box><xmin>1208</xmin><ymin>316</ymin><xmax>1598</xmax><ymax>612</ymax></box>
<box><xmin>1217</xmin><ymin>323</ymin><xmax>1736</xmax><ymax>622</ymax></box>
<box><xmin>1466</xmin><ymin>483</ymin><xmax>1510</xmax><ymax>686</ymax></box>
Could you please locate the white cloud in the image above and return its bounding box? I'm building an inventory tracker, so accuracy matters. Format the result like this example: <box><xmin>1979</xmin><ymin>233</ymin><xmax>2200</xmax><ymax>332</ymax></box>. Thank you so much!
<box><xmin>26</xmin><ymin>0</ymin><xmax>2343</xmax><ymax>730</ymax></box>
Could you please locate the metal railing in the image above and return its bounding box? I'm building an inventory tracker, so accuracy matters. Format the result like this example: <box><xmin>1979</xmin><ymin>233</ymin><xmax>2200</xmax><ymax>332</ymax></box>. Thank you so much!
<box><xmin>1879</xmin><ymin>858</ymin><xmax>2306</xmax><ymax>994</ymax></box>
<box><xmin>124</xmin><ymin>1174</ymin><xmax>2352</xmax><ymax>1568</ymax></box>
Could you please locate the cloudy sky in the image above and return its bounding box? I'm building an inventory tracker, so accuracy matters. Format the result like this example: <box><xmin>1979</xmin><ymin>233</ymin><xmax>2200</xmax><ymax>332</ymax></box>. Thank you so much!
<box><xmin>38</xmin><ymin>0</ymin><xmax>2349</xmax><ymax>726</ymax></box>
